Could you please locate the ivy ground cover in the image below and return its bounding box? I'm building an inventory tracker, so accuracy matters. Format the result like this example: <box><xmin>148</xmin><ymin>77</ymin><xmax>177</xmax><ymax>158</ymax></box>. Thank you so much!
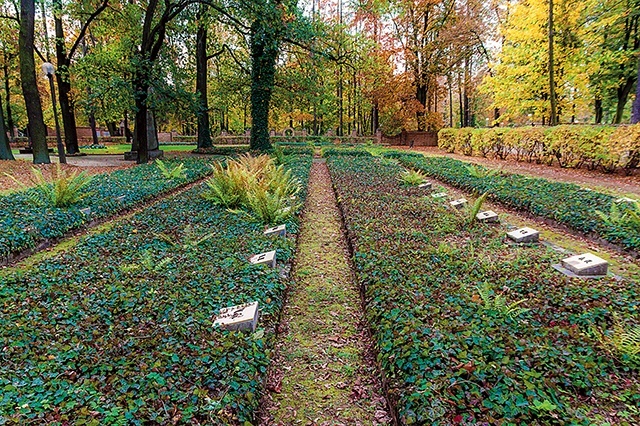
<box><xmin>0</xmin><ymin>154</ymin><xmax>311</xmax><ymax>424</ymax></box>
<box><xmin>385</xmin><ymin>151</ymin><xmax>640</xmax><ymax>251</ymax></box>
<box><xmin>0</xmin><ymin>158</ymin><xmax>217</xmax><ymax>262</ymax></box>
<box><xmin>326</xmin><ymin>150</ymin><xmax>639</xmax><ymax>424</ymax></box>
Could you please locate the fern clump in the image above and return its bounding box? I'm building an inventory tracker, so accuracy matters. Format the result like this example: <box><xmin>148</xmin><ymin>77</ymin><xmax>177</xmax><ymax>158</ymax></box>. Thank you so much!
<box><xmin>596</xmin><ymin>201</ymin><xmax>640</xmax><ymax>232</ymax></box>
<box><xmin>201</xmin><ymin>154</ymin><xmax>301</xmax><ymax>224</ymax></box>
<box><xmin>5</xmin><ymin>164</ymin><xmax>94</xmax><ymax>208</ymax></box>
<box><xmin>475</xmin><ymin>282</ymin><xmax>530</xmax><ymax>318</ymax></box>
<box><xmin>465</xmin><ymin>163</ymin><xmax>501</xmax><ymax>179</ymax></box>
<box><xmin>468</xmin><ymin>192</ymin><xmax>489</xmax><ymax>225</ymax></box>
<box><xmin>592</xmin><ymin>315</ymin><xmax>640</xmax><ymax>369</ymax></box>
<box><xmin>156</xmin><ymin>159</ymin><xmax>186</xmax><ymax>179</ymax></box>
<box><xmin>398</xmin><ymin>169</ymin><xmax>426</xmax><ymax>186</ymax></box>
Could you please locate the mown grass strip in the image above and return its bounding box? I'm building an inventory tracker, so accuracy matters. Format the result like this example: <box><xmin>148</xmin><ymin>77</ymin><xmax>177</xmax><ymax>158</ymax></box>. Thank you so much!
<box><xmin>326</xmin><ymin>150</ymin><xmax>639</xmax><ymax>425</ymax></box>
<box><xmin>0</xmin><ymin>154</ymin><xmax>312</xmax><ymax>424</ymax></box>
<box><xmin>262</xmin><ymin>160</ymin><xmax>390</xmax><ymax>424</ymax></box>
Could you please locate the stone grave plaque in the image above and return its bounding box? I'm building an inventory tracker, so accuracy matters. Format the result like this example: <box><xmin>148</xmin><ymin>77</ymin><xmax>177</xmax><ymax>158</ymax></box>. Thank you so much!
<box><xmin>561</xmin><ymin>253</ymin><xmax>608</xmax><ymax>276</ymax></box>
<box><xmin>450</xmin><ymin>198</ymin><xmax>467</xmax><ymax>209</ymax></box>
<box><xmin>264</xmin><ymin>224</ymin><xmax>286</xmax><ymax>237</ymax></box>
<box><xmin>432</xmin><ymin>192</ymin><xmax>447</xmax><ymax>199</ymax></box>
<box><xmin>507</xmin><ymin>227</ymin><xmax>539</xmax><ymax>243</ymax></box>
<box><xmin>214</xmin><ymin>301</ymin><xmax>259</xmax><ymax>332</ymax></box>
<box><xmin>476</xmin><ymin>210</ymin><xmax>499</xmax><ymax>223</ymax></box>
<box><xmin>80</xmin><ymin>207</ymin><xmax>91</xmax><ymax>216</ymax></box>
<box><xmin>418</xmin><ymin>182</ymin><xmax>432</xmax><ymax>190</ymax></box>
<box><xmin>250</xmin><ymin>250</ymin><xmax>276</xmax><ymax>267</ymax></box>
<box><xmin>115</xmin><ymin>195</ymin><xmax>126</xmax><ymax>202</ymax></box>
<box><xmin>615</xmin><ymin>197</ymin><xmax>637</xmax><ymax>203</ymax></box>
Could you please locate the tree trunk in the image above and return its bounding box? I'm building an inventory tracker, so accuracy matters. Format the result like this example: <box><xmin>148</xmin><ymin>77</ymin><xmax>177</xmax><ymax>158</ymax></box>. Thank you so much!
<box><xmin>249</xmin><ymin>19</ymin><xmax>278</xmax><ymax>151</ymax></box>
<box><xmin>595</xmin><ymin>97</ymin><xmax>603</xmax><ymax>124</ymax></box>
<box><xmin>19</xmin><ymin>0</ymin><xmax>50</xmax><ymax>164</ymax></box>
<box><xmin>133</xmin><ymin>74</ymin><xmax>149</xmax><ymax>164</ymax></box>
<box><xmin>372</xmin><ymin>103</ymin><xmax>379</xmax><ymax>133</ymax></box>
<box><xmin>614</xmin><ymin>76</ymin><xmax>635</xmax><ymax>124</ymax></box>
<box><xmin>3</xmin><ymin>58</ymin><xmax>14</xmax><ymax>140</ymax></box>
<box><xmin>0</xmin><ymin>94</ymin><xmax>13</xmax><ymax>160</ymax></box>
<box><xmin>53</xmin><ymin>0</ymin><xmax>79</xmax><ymax>154</ymax></box>
<box><xmin>124</xmin><ymin>111</ymin><xmax>132</xmax><ymax>143</ymax></box>
<box><xmin>196</xmin><ymin>5</ymin><xmax>212</xmax><ymax>149</ymax></box>
<box><xmin>89</xmin><ymin>113</ymin><xmax>99</xmax><ymax>145</ymax></box>
<box><xmin>548</xmin><ymin>0</ymin><xmax>558</xmax><ymax>125</ymax></box>
<box><xmin>416</xmin><ymin>81</ymin><xmax>427</xmax><ymax>131</ymax></box>
<box><xmin>632</xmin><ymin>59</ymin><xmax>640</xmax><ymax>124</ymax></box>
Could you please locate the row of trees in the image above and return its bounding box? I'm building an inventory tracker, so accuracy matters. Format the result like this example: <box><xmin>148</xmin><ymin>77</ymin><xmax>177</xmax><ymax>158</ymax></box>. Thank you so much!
<box><xmin>0</xmin><ymin>0</ymin><xmax>638</xmax><ymax>165</ymax></box>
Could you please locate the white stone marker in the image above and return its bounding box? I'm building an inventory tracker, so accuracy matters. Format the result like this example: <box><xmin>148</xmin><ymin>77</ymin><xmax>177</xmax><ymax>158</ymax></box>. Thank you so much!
<box><xmin>115</xmin><ymin>195</ymin><xmax>126</xmax><ymax>202</ymax></box>
<box><xmin>264</xmin><ymin>224</ymin><xmax>286</xmax><ymax>237</ymax></box>
<box><xmin>80</xmin><ymin>207</ymin><xmax>91</xmax><ymax>216</ymax></box>
<box><xmin>450</xmin><ymin>198</ymin><xmax>467</xmax><ymax>209</ymax></box>
<box><xmin>561</xmin><ymin>253</ymin><xmax>608</xmax><ymax>276</ymax></box>
<box><xmin>432</xmin><ymin>192</ymin><xmax>447</xmax><ymax>199</ymax></box>
<box><xmin>507</xmin><ymin>227</ymin><xmax>540</xmax><ymax>243</ymax></box>
<box><xmin>250</xmin><ymin>250</ymin><xmax>277</xmax><ymax>267</ymax></box>
<box><xmin>214</xmin><ymin>301</ymin><xmax>259</xmax><ymax>332</ymax></box>
<box><xmin>476</xmin><ymin>210</ymin><xmax>499</xmax><ymax>223</ymax></box>
<box><xmin>615</xmin><ymin>197</ymin><xmax>638</xmax><ymax>203</ymax></box>
<box><xmin>418</xmin><ymin>182</ymin><xmax>432</xmax><ymax>190</ymax></box>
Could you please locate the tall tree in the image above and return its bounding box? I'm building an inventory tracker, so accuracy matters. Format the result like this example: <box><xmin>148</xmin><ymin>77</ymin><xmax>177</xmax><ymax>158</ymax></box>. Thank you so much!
<box><xmin>19</xmin><ymin>0</ymin><xmax>50</xmax><ymax>163</ymax></box>
<box><xmin>51</xmin><ymin>0</ymin><xmax>109</xmax><ymax>155</ymax></box>
<box><xmin>548</xmin><ymin>0</ymin><xmax>557</xmax><ymax>125</ymax></box>
<box><xmin>195</xmin><ymin>3</ymin><xmax>212</xmax><ymax>149</ymax></box>
<box><xmin>632</xmin><ymin>59</ymin><xmax>640</xmax><ymax>124</ymax></box>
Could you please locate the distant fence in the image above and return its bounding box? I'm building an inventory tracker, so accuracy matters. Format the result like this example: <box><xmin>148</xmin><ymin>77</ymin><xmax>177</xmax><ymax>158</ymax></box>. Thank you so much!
<box><xmin>380</xmin><ymin>131</ymin><xmax>438</xmax><ymax>147</ymax></box>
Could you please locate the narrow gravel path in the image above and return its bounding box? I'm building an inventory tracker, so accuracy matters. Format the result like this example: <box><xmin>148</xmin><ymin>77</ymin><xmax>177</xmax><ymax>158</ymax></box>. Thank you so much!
<box><xmin>259</xmin><ymin>160</ymin><xmax>391</xmax><ymax>426</ymax></box>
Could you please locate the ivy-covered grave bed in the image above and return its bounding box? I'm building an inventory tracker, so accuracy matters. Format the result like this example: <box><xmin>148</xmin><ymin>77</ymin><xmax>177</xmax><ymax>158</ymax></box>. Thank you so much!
<box><xmin>0</xmin><ymin>158</ymin><xmax>218</xmax><ymax>262</ymax></box>
<box><xmin>0</xmin><ymin>154</ymin><xmax>312</xmax><ymax>424</ymax></box>
<box><xmin>325</xmin><ymin>149</ymin><xmax>639</xmax><ymax>425</ymax></box>
<box><xmin>384</xmin><ymin>151</ymin><xmax>640</xmax><ymax>252</ymax></box>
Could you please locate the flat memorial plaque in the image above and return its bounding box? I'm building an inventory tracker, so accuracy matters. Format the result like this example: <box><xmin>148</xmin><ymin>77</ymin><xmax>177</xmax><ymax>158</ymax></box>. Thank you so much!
<box><xmin>507</xmin><ymin>227</ymin><xmax>540</xmax><ymax>243</ymax></box>
<box><xmin>615</xmin><ymin>197</ymin><xmax>638</xmax><ymax>204</ymax></box>
<box><xmin>432</xmin><ymin>192</ymin><xmax>447</xmax><ymax>199</ymax></box>
<box><xmin>561</xmin><ymin>253</ymin><xmax>608</xmax><ymax>276</ymax></box>
<box><xmin>214</xmin><ymin>301</ymin><xmax>259</xmax><ymax>332</ymax></box>
<box><xmin>418</xmin><ymin>182</ymin><xmax>432</xmax><ymax>190</ymax></box>
<box><xmin>80</xmin><ymin>207</ymin><xmax>91</xmax><ymax>216</ymax></box>
<box><xmin>476</xmin><ymin>210</ymin><xmax>499</xmax><ymax>223</ymax></box>
<box><xmin>250</xmin><ymin>250</ymin><xmax>277</xmax><ymax>267</ymax></box>
<box><xmin>450</xmin><ymin>198</ymin><xmax>467</xmax><ymax>209</ymax></box>
<box><xmin>264</xmin><ymin>224</ymin><xmax>286</xmax><ymax>237</ymax></box>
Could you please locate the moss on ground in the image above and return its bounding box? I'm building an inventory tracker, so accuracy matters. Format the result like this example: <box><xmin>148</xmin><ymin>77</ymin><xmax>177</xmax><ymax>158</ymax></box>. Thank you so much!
<box><xmin>261</xmin><ymin>160</ymin><xmax>389</xmax><ymax>425</ymax></box>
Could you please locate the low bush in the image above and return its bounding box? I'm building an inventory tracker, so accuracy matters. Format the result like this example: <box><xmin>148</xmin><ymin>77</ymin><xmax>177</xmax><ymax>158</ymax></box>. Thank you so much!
<box><xmin>325</xmin><ymin>151</ymin><xmax>640</xmax><ymax>424</ymax></box>
<box><xmin>0</xmin><ymin>154</ymin><xmax>312</xmax><ymax>424</ymax></box>
<box><xmin>438</xmin><ymin>125</ymin><xmax>640</xmax><ymax>173</ymax></box>
<box><xmin>387</xmin><ymin>152</ymin><xmax>640</xmax><ymax>251</ymax></box>
<box><xmin>201</xmin><ymin>154</ymin><xmax>302</xmax><ymax>224</ymax></box>
<box><xmin>0</xmin><ymin>158</ymin><xmax>216</xmax><ymax>261</ymax></box>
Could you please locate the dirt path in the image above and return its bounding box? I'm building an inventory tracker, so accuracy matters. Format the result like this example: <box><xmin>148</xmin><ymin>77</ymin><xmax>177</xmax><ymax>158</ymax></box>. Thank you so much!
<box><xmin>259</xmin><ymin>160</ymin><xmax>391</xmax><ymax>426</ymax></box>
<box><xmin>403</xmin><ymin>146</ymin><xmax>640</xmax><ymax>197</ymax></box>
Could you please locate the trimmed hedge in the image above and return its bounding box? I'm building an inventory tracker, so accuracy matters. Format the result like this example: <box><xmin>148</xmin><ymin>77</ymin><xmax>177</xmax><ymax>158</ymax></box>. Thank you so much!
<box><xmin>0</xmin><ymin>154</ymin><xmax>312</xmax><ymax>424</ymax></box>
<box><xmin>0</xmin><ymin>159</ymin><xmax>217</xmax><ymax>262</ymax></box>
<box><xmin>326</xmin><ymin>151</ymin><xmax>640</xmax><ymax>424</ymax></box>
<box><xmin>438</xmin><ymin>125</ymin><xmax>640</xmax><ymax>173</ymax></box>
<box><xmin>386</xmin><ymin>151</ymin><xmax>640</xmax><ymax>251</ymax></box>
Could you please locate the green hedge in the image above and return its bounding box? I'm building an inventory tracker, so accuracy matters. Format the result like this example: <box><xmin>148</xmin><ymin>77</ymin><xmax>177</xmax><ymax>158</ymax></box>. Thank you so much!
<box><xmin>326</xmin><ymin>151</ymin><xmax>640</xmax><ymax>424</ymax></box>
<box><xmin>0</xmin><ymin>159</ymin><xmax>218</xmax><ymax>262</ymax></box>
<box><xmin>438</xmin><ymin>125</ymin><xmax>640</xmax><ymax>173</ymax></box>
<box><xmin>386</xmin><ymin>151</ymin><xmax>640</xmax><ymax>251</ymax></box>
<box><xmin>0</xmin><ymin>154</ymin><xmax>312</xmax><ymax>424</ymax></box>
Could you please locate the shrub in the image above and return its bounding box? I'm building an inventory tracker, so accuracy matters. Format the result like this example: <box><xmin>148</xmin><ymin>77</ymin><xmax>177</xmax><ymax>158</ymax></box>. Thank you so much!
<box><xmin>5</xmin><ymin>164</ymin><xmax>94</xmax><ymax>208</ymax></box>
<box><xmin>437</xmin><ymin>124</ymin><xmax>640</xmax><ymax>172</ymax></box>
<box><xmin>155</xmin><ymin>158</ymin><xmax>186</xmax><ymax>179</ymax></box>
<box><xmin>201</xmin><ymin>154</ymin><xmax>301</xmax><ymax>225</ymax></box>
<box><xmin>398</xmin><ymin>170</ymin><xmax>426</xmax><ymax>186</ymax></box>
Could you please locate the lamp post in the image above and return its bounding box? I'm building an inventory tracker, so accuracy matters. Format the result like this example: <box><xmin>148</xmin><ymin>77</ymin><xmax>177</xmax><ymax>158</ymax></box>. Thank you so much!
<box><xmin>41</xmin><ymin>62</ymin><xmax>66</xmax><ymax>164</ymax></box>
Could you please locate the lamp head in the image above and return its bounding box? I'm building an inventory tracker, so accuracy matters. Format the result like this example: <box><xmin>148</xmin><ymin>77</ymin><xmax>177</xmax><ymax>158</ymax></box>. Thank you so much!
<box><xmin>41</xmin><ymin>62</ymin><xmax>55</xmax><ymax>76</ymax></box>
